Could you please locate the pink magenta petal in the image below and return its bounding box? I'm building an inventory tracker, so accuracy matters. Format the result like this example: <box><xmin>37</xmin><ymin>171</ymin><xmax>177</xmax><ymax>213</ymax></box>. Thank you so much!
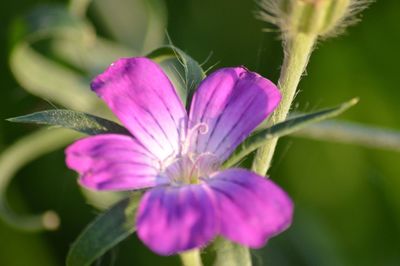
<box><xmin>207</xmin><ymin>168</ymin><xmax>293</xmax><ymax>248</ymax></box>
<box><xmin>65</xmin><ymin>134</ymin><xmax>167</xmax><ymax>191</ymax></box>
<box><xmin>91</xmin><ymin>57</ymin><xmax>187</xmax><ymax>161</ymax></box>
<box><xmin>136</xmin><ymin>185</ymin><xmax>218</xmax><ymax>255</ymax></box>
<box><xmin>189</xmin><ymin>67</ymin><xmax>281</xmax><ymax>161</ymax></box>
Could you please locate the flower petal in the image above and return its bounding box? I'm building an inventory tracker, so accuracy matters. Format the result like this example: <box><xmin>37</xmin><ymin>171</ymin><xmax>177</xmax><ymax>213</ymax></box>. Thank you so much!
<box><xmin>207</xmin><ymin>169</ymin><xmax>293</xmax><ymax>248</ymax></box>
<box><xmin>189</xmin><ymin>67</ymin><xmax>281</xmax><ymax>161</ymax></box>
<box><xmin>136</xmin><ymin>184</ymin><xmax>218</xmax><ymax>255</ymax></box>
<box><xmin>91</xmin><ymin>57</ymin><xmax>187</xmax><ymax>161</ymax></box>
<box><xmin>65</xmin><ymin>134</ymin><xmax>166</xmax><ymax>191</ymax></box>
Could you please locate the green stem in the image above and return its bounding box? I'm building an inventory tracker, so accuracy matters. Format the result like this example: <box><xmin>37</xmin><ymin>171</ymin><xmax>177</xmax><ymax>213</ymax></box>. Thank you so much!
<box><xmin>179</xmin><ymin>249</ymin><xmax>203</xmax><ymax>266</ymax></box>
<box><xmin>252</xmin><ymin>32</ymin><xmax>317</xmax><ymax>175</ymax></box>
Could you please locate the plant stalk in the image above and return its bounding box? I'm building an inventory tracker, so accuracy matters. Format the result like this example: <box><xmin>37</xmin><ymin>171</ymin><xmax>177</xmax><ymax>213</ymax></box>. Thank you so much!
<box><xmin>179</xmin><ymin>249</ymin><xmax>203</xmax><ymax>266</ymax></box>
<box><xmin>252</xmin><ymin>32</ymin><xmax>317</xmax><ymax>175</ymax></box>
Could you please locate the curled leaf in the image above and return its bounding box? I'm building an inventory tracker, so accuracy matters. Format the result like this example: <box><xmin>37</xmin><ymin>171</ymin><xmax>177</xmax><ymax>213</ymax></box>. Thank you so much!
<box><xmin>10</xmin><ymin>42</ymin><xmax>99</xmax><ymax>112</ymax></box>
<box><xmin>92</xmin><ymin>0</ymin><xmax>167</xmax><ymax>53</ymax></box>
<box><xmin>0</xmin><ymin>128</ymin><xmax>80</xmax><ymax>231</ymax></box>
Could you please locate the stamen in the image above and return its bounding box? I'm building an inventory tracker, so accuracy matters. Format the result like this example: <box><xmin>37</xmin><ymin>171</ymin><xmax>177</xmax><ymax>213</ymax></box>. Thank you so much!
<box><xmin>188</xmin><ymin>152</ymin><xmax>220</xmax><ymax>183</ymax></box>
<box><xmin>181</xmin><ymin>122</ymin><xmax>209</xmax><ymax>155</ymax></box>
<box><xmin>188</xmin><ymin>159</ymin><xmax>200</xmax><ymax>183</ymax></box>
<box><xmin>158</xmin><ymin>150</ymin><xmax>178</xmax><ymax>171</ymax></box>
<box><xmin>160</xmin><ymin>121</ymin><xmax>220</xmax><ymax>185</ymax></box>
<box><xmin>179</xmin><ymin>119</ymin><xmax>187</xmax><ymax>153</ymax></box>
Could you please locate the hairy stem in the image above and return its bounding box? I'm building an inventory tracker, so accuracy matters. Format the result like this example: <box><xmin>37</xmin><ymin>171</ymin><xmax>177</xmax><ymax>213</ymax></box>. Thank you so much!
<box><xmin>252</xmin><ymin>33</ymin><xmax>317</xmax><ymax>175</ymax></box>
<box><xmin>179</xmin><ymin>249</ymin><xmax>203</xmax><ymax>266</ymax></box>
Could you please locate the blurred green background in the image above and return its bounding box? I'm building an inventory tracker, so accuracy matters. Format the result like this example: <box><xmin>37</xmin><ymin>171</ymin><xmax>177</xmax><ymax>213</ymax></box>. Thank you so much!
<box><xmin>1</xmin><ymin>0</ymin><xmax>400</xmax><ymax>265</ymax></box>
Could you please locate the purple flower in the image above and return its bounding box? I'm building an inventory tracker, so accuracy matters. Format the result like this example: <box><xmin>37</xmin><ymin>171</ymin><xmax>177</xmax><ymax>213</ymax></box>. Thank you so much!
<box><xmin>66</xmin><ymin>57</ymin><xmax>293</xmax><ymax>255</ymax></box>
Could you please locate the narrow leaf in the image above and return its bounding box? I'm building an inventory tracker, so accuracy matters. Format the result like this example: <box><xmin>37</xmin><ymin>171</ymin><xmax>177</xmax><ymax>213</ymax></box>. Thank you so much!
<box><xmin>223</xmin><ymin>98</ymin><xmax>358</xmax><ymax>168</ymax></box>
<box><xmin>7</xmin><ymin>109</ymin><xmax>130</xmax><ymax>136</ymax></box>
<box><xmin>66</xmin><ymin>195</ymin><xmax>140</xmax><ymax>266</ymax></box>
<box><xmin>293</xmin><ymin>120</ymin><xmax>400</xmax><ymax>152</ymax></box>
<box><xmin>147</xmin><ymin>45</ymin><xmax>205</xmax><ymax>108</ymax></box>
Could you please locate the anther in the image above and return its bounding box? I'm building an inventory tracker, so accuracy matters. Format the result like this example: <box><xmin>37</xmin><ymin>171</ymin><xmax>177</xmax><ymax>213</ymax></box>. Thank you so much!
<box><xmin>194</xmin><ymin>123</ymin><xmax>209</xmax><ymax>135</ymax></box>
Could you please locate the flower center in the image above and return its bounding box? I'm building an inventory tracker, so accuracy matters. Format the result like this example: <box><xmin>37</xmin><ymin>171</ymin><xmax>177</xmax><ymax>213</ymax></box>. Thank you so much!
<box><xmin>162</xmin><ymin>153</ymin><xmax>220</xmax><ymax>185</ymax></box>
<box><xmin>159</xmin><ymin>122</ymin><xmax>220</xmax><ymax>185</ymax></box>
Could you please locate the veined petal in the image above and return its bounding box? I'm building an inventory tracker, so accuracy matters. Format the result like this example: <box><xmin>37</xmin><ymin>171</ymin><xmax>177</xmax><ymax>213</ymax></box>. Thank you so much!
<box><xmin>189</xmin><ymin>67</ymin><xmax>281</xmax><ymax>161</ymax></box>
<box><xmin>65</xmin><ymin>134</ymin><xmax>166</xmax><ymax>191</ymax></box>
<box><xmin>91</xmin><ymin>57</ymin><xmax>187</xmax><ymax>161</ymax></box>
<box><xmin>136</xmin><ymin>184</ymin><xmax>218</xmax><ymax>255</ymax></box>
<box><xmin>207</xmin><ymin>169</ymin><xmax>293</xmax><ymax>248</ymax></box>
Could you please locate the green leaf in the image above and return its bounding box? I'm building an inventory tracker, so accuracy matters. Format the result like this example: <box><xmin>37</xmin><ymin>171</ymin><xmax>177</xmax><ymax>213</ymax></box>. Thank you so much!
<box><xmin>92</xmin><ymin>0</ymin><xmax>167</xmax><ymax>53</ymax></box>
<box><xmin>11</xmin><ymin>5</ymin><xmax>91</xmax><ymax>42</ymax></box>
<box><xmin>51</xmin><ymin>36</ymin><xmax>135</xmax><ymax>76</ymax></box>
<box><xmin>293</xmin><ymin>120</ymin><xmax>400</xmax><ymax>152</ymax></box>
<box><xmin>0</xmin><ymin>128</ymin><xmax>80</xmax><ymax>232</ymax></box>
<box><xmin>8</xmin><ymin>109</ymin><xmax>130</xmax><ymax>136</ymax></box>
<box><xmin>31</xmin><ymin>4</ymin><xmax>136</xmax><ymax>75</ymax></box>
<box><xmin>66</xmin><ymin>194</ymin><xmax>140</xmax><ymax>266</ymax></box>
<box><xmin>212</xmin><ymin>238</ymin><xmax>251</xmax><ymax>266</ymax></box>
<box><xmin>10</xmin><ymin>42</ymin><xmax>99</xmax><ymax>112</ymax></box>
<box><xmin>9</xmin><ymin>5</ymin><xmax>109</xmax><ymax>112</ymax></box>
<box><xmin>148</xmin><ymin>45</ymin><xmax>206</xmax><ymax>108</ymax></box>
<box><xmin>223</xmin><ymin>98</ymin><xmax>359</xmax><ymax>168</ymax></box>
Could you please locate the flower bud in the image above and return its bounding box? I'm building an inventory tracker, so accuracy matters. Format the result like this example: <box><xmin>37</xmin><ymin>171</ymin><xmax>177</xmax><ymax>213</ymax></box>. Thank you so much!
<box><xmin>319</xmin><ymin>0</ymin><xmax>352</xmax><ymax>35</ymax></box>
<box><xmin>257</xmin><ymin>0</ymin><xmax>372</xmax><ymax>38</ymax></box>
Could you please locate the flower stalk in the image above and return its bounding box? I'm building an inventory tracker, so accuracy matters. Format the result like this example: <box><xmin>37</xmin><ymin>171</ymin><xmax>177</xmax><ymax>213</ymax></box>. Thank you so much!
<box><xmin>252</xmin><ymin>31</ymin><xmax>317</xmax><ymax>175</ymax></box>
<box><xmin>179</xmin><ymin>249</ymin><xmax>203</xmax><ymax>266</ymax></box>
